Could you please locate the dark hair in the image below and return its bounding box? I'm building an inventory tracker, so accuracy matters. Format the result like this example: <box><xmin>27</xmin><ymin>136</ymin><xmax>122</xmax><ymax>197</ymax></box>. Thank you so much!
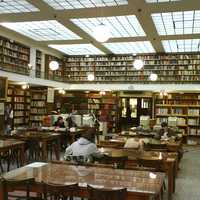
<box><xmin>161</xmin><ymin>122</ymin><xmax>168</xmax><ymax>128</ymax></box>
<box><xmin>82</xmin><ymin>127</ymin><xmax>96</xmax><ymax>141</ymax></box>
<box><xmin>57</xmin><ymin>116</ymin><xmax>63</xmax><ymax>121</ymax></box>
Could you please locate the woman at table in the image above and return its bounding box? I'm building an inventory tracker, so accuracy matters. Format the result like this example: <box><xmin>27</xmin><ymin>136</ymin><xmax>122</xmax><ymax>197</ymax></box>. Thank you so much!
<box><xmin>64</xmin><ymin>127</ymin><xmax>101</xmax><ymax>162</ymax></box>
<box><xmin>54</xmin><ymin>116</ymin><xmax>65</xmax><ymax>128</ymax></box>
<box><xmin>155</xmin><ymin>122</ymin><xmax>176</xmax><ymax>139</ymax></box>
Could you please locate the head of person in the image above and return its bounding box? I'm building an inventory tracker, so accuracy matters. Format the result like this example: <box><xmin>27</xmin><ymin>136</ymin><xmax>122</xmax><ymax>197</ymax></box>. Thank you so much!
<box><xmin>57</xmin><ymin>116</ymin><xmax>64</xmax><ymax>123</ymax></box>
<box><xmin>161</xmin><ymin>122</ymin><xmax>168</xmax><ymax>128</ymax></box>
<box><xmin>82</xmin><ymin>127</ymin><xmax>96</xmax><ymax>142</ymax></box>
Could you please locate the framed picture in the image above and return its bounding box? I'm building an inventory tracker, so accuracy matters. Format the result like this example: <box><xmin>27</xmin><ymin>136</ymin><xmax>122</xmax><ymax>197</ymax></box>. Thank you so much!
<box><xmin>0</xmin><ymin>76</ymin><xmax>8</xmax><ymax>100</ymax></box>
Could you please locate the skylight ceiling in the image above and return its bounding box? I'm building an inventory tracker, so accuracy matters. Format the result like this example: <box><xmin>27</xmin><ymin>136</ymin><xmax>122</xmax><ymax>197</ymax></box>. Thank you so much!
<box><xmin>71</xmin><ymin>15</ymin><xmax>146</xmax><ymax>39</ymax></box>
<box><xmin>42</xmin><ymin>0</ymin><xmax>128</xmax><ymax>10</ymax></box>
<box><xmin>49</xmin><ymin>44</ymin><xmax>105</xmax><ymax>55</ymax></box>
<box><xmin>0</xmin><ymin>0</ymin><xmax>39</xmax><ymax>14</ymax></box>
<box><xmin>0</xmin><ymin>20</ymin><xmax>81</xmax><ymax>41</ymax></box>
<box><xmin>145</xmin><ymin>0</ymin><xmax>180</xmax><ymax>3</ymax></box>
<box><xmin>152</xmin><ymin>10</ymin><xmax>200</xmax><ymax>35</ymax></box>
<box><xmin>162</xmin><ymin>39</ymin><xmax>200</xmax><ymax>52</ymax></box>
<box><xmin>103</xmin><ymin>42</ymin><xmax>155</xmax><ymax>54</ymax></box>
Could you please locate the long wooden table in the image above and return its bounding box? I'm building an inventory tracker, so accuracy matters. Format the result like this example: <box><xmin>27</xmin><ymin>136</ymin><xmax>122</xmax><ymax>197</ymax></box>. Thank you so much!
<box><xmin>0</xmin><ymin>139</ymin><xmax>26</xmax><ymax>167</ymax></box>
<box><xmin>5</xmin><ymin>132</ymin><xmax>61</xmax><ymax>161</ymax></box>
<box><xmin>98</xmin><ymin>147</ymin><xmax>177</xmax><ymax>200</ymax></box>
<box><xmin>1</xmin><ymin>162</ymin><xmax>165</xmax><ymax>200</ymax></box>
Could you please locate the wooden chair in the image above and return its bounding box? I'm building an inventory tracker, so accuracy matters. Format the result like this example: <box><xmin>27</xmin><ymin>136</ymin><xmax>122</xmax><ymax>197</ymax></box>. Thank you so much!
<box><xmin>1</xmin><ymin>177</ymin><xmax>39</xmax><ymax>200</ymax></box>
<box><xmin>97</xmin><ymin>155</ymin><xmax>128</xmax><ymax>169</ymax></box>
<box><xmin>87</xmin><ymin>185</ymin><xmax>127</xmax><ymax>200</ymax></box>
<box><xmin>42</xmin><ymin>182</ymin><xmax>78</xmax><ymax>200</ymax></box>
<box><xmin>144</xmin><ymin>143</ymin><xmax>167</xmax><ymax>152</ymax></box>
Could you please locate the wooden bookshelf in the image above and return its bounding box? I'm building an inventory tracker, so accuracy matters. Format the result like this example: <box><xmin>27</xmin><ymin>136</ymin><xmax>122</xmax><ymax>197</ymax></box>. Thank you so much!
<box><xmin>30</xmin><ymin>88</ymin><xmax>47</xmax><ymax>127</ymax></box>
<box><xmin>155</xmin><ymin>93</ymin><xmax>200</xmax><ymax>136</ymax></box>
<box><xmin>88</xmin><ymin>92</ymin><xmax>119</xmax><ymax>133</ymax></box>
<box><xmin>45</xmin><ymin>54</ymin><xmax>63</xmax><ymax>82</ymax></box>
<box><xmin>36</xmin><ymin>50</ymin><xmax>42</xmax><ymax>78</ymax></box>
<box><xmin>0</xmin><ymin>36</ymin><xmax>30</xmax><ymax>75</ymax></box>
<box><xmin>63</xmin><ymin>54</ymin><xmax>200</xmax><ymax>83</ymax></box>
<box><xmin>7</xmin><ymin>85</ymin><xmax>30</xmax><ymax>127</ymax></box>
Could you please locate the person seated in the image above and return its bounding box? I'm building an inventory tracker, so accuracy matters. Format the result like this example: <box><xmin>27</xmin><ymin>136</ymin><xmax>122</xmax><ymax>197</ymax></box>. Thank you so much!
<box><xmin>64</xmin><ymin>127</ymin><xmax>101</xmax><ymax>163</ymax></box>
<box><xmin>155</xmin><ymin>122</ymin><xmax>175</xmax><ymax>139</ymax></box>
<box><xmin>53</xmin><ymin>116</ymin><xmax>65</xmax><ymax>128</ymax></box>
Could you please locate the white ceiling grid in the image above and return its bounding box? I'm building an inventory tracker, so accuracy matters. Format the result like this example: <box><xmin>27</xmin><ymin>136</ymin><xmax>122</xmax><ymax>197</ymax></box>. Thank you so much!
<box><xmin>0</xmin><ymin>0</ymin><xmax>199</xmax><ymax>54</ymax></box>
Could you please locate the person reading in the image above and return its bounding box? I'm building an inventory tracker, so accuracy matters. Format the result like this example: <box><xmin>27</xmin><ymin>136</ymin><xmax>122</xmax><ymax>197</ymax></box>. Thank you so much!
<box><xmin>54</xmin><ymin>116</ymin><xmax>65</xmax><ymax>128</ymax></box>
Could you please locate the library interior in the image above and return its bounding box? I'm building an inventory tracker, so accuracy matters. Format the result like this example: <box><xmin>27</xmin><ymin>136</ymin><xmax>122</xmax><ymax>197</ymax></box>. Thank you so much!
<box><xmin>0</xmin><ymin>0</ymin><xmax>200</xmax><ymax>200</ymax></box>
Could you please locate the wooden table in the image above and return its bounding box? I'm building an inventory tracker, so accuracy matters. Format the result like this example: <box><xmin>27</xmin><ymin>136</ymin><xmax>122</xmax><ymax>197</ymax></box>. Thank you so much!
<box><xmin>0</xmin><ymin>139</ymin><xmax>26</xmax><ymax>166</ymax></box>
<box><xmin>1</xmin><ymin>162</ymin><xmax>165</xmax><ymax>200</ymax></box>
<box><xmin>99</xmin><ymin>147</ymin><xmax>177</xmax><ymax>200</ymax></box>
<box><xmin>99</xmin><ymin>137</ymin><xmax>182</xmax><ymax>152</ymax></box>
<box><xmin>6</xmin><ymin>132</ymin><xmax>61</xmax><ymax>161</ymax></box>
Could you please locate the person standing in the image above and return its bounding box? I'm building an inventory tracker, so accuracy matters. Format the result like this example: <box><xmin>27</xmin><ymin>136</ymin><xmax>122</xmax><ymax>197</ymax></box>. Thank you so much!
<box><xmin>4</xmin><ymin>104</ymin><xmax>13</xmax><ymax>135</ymax></box>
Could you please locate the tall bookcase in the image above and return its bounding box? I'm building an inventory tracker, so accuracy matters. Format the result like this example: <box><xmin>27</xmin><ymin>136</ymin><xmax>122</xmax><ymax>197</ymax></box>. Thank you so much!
<box><xmin>88</xmin><ymin>92</ymin><xmax>119</xmax><ymax>133</ymax></box>
<box><xmin>45</xmin><ymin>54</ymin><xmax>63</xmax><ymax>82</ymax></box>
<box><xmin>30</xmin><ymin>89</ymin><xmax>47</xmax><ymax>127</ymax></box>
<box><xmin>155</xmin><ymin>93</ymin><xmax>200</xmax><ymax>136</ymax></box>
<box><xmin>64</xmin><ymin>54</ymin><xmax>200</xmax><ymax>83</ymax></box>
<box><xmin>0</xmin><ymin>36</ymin><xmax>30</xmax><ymax>75</ymax></box>
<box><xmin>7</xmin><ymin>85</ymin><xmax>30</xmax><ymax>127</ymax></box>
<box><xmin>36</xmin><ymin>50</ymin><xmax>42</xmax><ymax>78</ymax></box>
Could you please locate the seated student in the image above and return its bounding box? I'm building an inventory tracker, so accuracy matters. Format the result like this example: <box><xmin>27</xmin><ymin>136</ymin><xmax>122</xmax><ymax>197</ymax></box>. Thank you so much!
<box><xmin>54</xmin><ymin>116</ymin><xmax>65</xmax><ymax>128</ymax></box>
<box><xmin>64</xmin><ymin>127</ymin><xmax>101</xmax><ymax>162</ymax></box>
<box><xmin>155</xmin><ymin>122</ymin><xmax>175</xmax><ymax>139</ymax></box>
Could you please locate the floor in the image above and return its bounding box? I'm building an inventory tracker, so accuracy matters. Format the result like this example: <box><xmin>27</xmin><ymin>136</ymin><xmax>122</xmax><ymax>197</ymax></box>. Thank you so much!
<box><xmin>168</xmin><ymin>146</ymin><xmax>200</xmax><ymax>200</ymax></box>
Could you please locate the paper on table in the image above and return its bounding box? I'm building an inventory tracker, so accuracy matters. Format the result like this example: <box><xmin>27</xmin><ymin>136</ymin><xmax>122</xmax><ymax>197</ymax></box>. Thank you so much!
<box><xmin>26</xmin><ymin>162</ymin><xmax>47</xmax><ymax>168</ymax></box>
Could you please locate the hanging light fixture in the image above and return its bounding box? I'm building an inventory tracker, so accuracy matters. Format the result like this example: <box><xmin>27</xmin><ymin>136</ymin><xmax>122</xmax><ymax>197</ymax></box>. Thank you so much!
<box><xmin>87</xmin><ymin>73</ymin><xmax>95</xmax><ymax>81</ymax></box>
<box><xmin>133</xmin><ymin>59</ymin><xmax>144</xmax><ymax>70</ymax></box>
<box><xmin>93</xmin><ymin>23</ymin><xmax>111</xmax><ymax>42</ymax></box>
<box><xmin>21</xmin><ymin>83</ymin><xmax>29</xmax><ymax>90</ymax></box>
<box><xmin>49</xmin><ymin>60</ymin><xmax>59</xmax><ymax>71</ymax></box>
<box><xmin>149</xmin><ymin>73</ymin><xmax>158</xmax><ymax>81</ymax></box>
<box><xmin>58</xmin><ymin>89</ymin><xmax>65</xmax><ymax>95</ymax></box>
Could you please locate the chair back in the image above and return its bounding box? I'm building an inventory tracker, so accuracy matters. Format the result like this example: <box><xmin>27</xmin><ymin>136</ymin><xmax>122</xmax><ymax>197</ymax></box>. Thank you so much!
<box><xmin>144</xmin><ymin>143</ymin><xmax>167</xmax><ymax>151</ymax></box>
<box><xmin>42</xmin><ymin>182</ymin><xmax>78</xmax><ymax>200</ymax></box>
<box><xmin>137</xmin><ymin>158</ymin><xmax>165</xmax><ymax>172</ymax></box>
<box><xmin>98</xmin><ymin>155</ymin><xmax>128</xmax><ymax>169</ymax></box>
<box><xmin>2</xmin><ymin>177</ymin><xmax>35</xmax><ymax>200</ymax></box>
<box><xmin>87</xmin><ymin>185</ymin><xmax>127</xmax><ymax>200</ymax></box>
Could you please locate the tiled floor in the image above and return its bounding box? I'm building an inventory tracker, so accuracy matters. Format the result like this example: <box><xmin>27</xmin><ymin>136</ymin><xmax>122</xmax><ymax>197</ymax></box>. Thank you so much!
<box><xmin>168</xmin><ymin>146</ymin><xmax>200</xmax><ymax>200</ymax></box>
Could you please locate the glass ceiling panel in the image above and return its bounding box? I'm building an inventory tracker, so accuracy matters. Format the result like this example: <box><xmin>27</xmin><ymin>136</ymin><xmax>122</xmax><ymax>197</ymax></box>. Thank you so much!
<box><xmin>152</xmin><ymin>10</ymin><xmax>200</xmax><ymax>35</ymax></box>
<box><xmin>0</xmin><ymin>20</ymin><xmax>81</xmax><ymax>41</ymax></box>
<box><xmin>42</xmin><ymin>0</ymin><xmax>128</xmax><ymax>10</ymax></box>
<box><xmin>162</xmin><ymin>39</ymin><xmax>200</xmax><ymax>52</ymax></box>
<box><xmin>103</xmin><ymin>41</ymin><xmax>155</xmax><ymax>54</ymax></box>
<box><xmin>71</xmin><ymin>15</ymin><xmax>146</xmax><ymax>39</ymax></box>
<box><xmin>49</xmin><ymin>44</ymin><xmax>104</xmax><ymax>55</ymax></box>
<box><xmin>0</xmin><ymin>0</ymin><xmax>39</xmax><ymax>13</ymax></box>
<box><xmin>145</xmin><ymin>0</ymin><xmax>180</xmax><ymax>3</ymax></box>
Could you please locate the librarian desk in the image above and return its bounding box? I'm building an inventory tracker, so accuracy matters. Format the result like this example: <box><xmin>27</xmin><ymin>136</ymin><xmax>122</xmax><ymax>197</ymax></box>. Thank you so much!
<box><xmin>0</xmin><ymin>139</ymin><xmax>26</xmax><ymax>166</ymax></box>
<box><xmin>1</xmin><ymin>162</ymin><xmax>165</xmax><ymax>200</ymax></box>
<box><xmin>98</xmin><ymin>147</ymin><xmax>177</xmax><ymax>200</ymax></box>
<box><xmin>5</xmin><ymin>132</ymin><xmax>61</xmax><ymax>161</ymax></box>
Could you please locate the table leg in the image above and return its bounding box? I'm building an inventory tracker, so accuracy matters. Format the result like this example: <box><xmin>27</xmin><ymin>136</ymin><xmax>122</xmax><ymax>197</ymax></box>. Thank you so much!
<box><xmin>42</xmin><ymin>141</ymin><xmax>48</xmax><ymax>161</ymax></box>
<box><xmin>54</xmin><ymin>138</ymin><xmax>60</xmax><ymax>160</ymax></box>
<box><xmin>167</xmin><ymin>161</ymin><xmax>174</xmax><ymax>200</ymax></box>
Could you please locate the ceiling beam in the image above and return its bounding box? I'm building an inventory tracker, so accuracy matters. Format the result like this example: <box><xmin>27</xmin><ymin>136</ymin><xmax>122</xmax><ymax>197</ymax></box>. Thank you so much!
<box><xmin>160</xmin><ymin>34</ymin><xmax>200</xmax><ymax>40</ymax></box>
<box><xmin>128</xmin><ymin>0</ymin><xmax>164</xmax><ymax>52</ymax></box>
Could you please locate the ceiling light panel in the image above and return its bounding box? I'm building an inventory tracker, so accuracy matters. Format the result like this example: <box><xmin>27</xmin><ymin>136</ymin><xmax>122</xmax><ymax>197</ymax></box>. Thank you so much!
<box><xmin>103</xmin><ymin>41</ymin><xmax>155</xmax><ymax>54</ymax></box>
<box><xmin>42</xmin><ymin>0</ymin><xmax>128</xmax><ymax>10</ymax></box>
<box><xmin>145</xmin><ymin>0</ymin><xmax>180</xmax><ymax>3</ymax></box>
<box><xmin>0</xmin><ymin>20</ymin><xmax>81</xmax><ymax>41</ymax></box>
<box><xmin>162</xmin><ymin>39</ymin><xmax>200</xmax><ymax>52</ymax></box>
<box><xmin>0</xmin><ymin>0</ymin><xmax>39</xmax><ymax>13</ymax></box>
<box><xmin>71</xmin><ymin>15</ymin><xmax>146</xmax><ymax>38</ymax></box>
<box><xmin>152</xmin><ymin>10</ymin><xmax>200</xmax><ymax>35</ymax></box>
<box><xmin>49</xmin><ymin>44</ymin><xmax>105</xmax><ymax>55</ymax></box>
